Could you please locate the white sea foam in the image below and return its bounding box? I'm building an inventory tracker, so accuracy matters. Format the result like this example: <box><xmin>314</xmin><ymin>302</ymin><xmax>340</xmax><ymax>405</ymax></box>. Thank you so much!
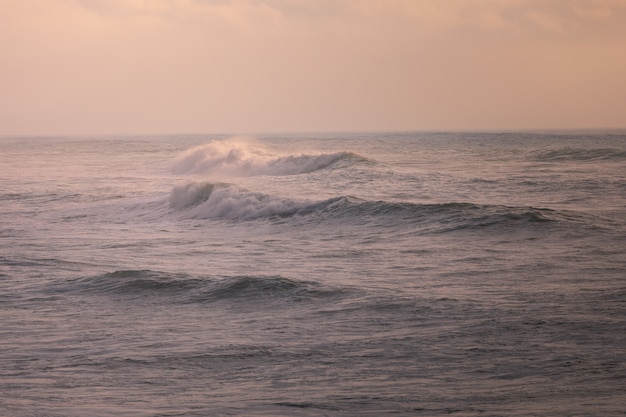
<box><xmin>172</xmin><ymin>137</ymin><xmax>355</xmax><ymax>177</ymax></box>
<box><xmin>169</xmin><ymin>182</ymin><xmax>303</xmax><ymax>219</ymax></box>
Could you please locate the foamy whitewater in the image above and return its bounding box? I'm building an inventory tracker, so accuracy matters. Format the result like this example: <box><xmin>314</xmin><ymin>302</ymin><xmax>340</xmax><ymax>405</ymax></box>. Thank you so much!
<box><xmin>1</xmin><ymin>132</ymin><xmax>625</xmax><ymax>416</ymax></box>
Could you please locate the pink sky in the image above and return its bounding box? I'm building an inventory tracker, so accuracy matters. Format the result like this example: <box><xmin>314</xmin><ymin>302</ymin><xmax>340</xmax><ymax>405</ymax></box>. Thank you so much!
<box><xmin>1</xmin><ymin>0</ymin><xmax>625</xmax><ymax>134</ymax></box>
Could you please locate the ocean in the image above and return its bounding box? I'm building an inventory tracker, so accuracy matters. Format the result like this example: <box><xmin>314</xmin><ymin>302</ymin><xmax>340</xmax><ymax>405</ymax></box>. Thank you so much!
<box><xmin>1</xmin><ymin>131</ymin><xmax>625</xmax><ymax>416</ymax></box>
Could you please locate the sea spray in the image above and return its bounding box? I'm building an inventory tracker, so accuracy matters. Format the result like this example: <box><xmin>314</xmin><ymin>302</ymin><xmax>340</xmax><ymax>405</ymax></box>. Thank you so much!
<box><xmin>172</xmin><ymin>137</ymin><xmax>363</xmax><ymax>176</ymax></box>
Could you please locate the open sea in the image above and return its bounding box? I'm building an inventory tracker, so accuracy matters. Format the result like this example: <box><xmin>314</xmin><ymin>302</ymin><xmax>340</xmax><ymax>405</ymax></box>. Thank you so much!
<box><xmin>1</xmin><ymin>131</ymin><xmax>625</xmax><ymax>416</ymax></box>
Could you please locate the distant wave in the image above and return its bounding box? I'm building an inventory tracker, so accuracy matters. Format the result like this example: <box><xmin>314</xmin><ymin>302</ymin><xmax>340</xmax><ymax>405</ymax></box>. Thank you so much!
<box><xmin>172</xmin><ymin>137</ymin><xmax>366</xmax><ymax>177</ymax></box>
<box><xmin>532</xmin><ymin>148</ymin><xmax>626</xmax><ymax>162</ymax></box>
<box><xmin>60</xmin><ymin>270</ymin><xmax>349</xmax><ymax>304</ymax></box>
<box><xmin>166</xmin><ymin>181</ymin><xmax>609</xmax><ymax>231</ymax></box>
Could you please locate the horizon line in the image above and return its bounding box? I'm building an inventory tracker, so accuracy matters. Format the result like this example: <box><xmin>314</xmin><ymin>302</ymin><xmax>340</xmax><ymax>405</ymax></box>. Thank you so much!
<box><xmin>2</xmin><ymin>127</ymin><xmax>626</xmax><ymax>138</ymax></box>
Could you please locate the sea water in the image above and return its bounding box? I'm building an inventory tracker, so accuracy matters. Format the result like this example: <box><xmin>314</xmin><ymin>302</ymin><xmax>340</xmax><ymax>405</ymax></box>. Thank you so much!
<box><xmin>1</xmin><ymin>131</ymin><xmax>625</xmax><ymax>416</ymax></box>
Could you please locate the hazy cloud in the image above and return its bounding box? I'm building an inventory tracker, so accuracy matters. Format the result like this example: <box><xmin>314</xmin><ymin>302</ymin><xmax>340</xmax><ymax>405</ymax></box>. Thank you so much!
<box><xmin>64</xmin><ymin>0</ymin><xmax>626</xmax><ymax>40</ymax></box>
<box><xmin>1</xmin><ymin>0</ymin><xmax>625</xmax><ymax>134</ymax></box>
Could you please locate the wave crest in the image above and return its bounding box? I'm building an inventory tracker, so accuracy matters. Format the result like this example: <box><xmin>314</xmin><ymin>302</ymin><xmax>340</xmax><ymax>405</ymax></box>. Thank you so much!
<box><xmin>172</xmin><ymin>137</ymin><xmax>362</xmax><ymax>177</ymax></box>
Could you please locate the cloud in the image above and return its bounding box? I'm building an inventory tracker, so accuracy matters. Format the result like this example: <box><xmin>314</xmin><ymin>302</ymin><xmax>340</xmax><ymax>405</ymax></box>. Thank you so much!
<box><xmin>1</xmin><ymin>0</ymin><xmax>625</xmax><ymax>134</ymax></box>
<box><xmin>525</xmin><ymin>10</ymin><xmax>565</xmax><ymax>33</ymax></box>
<box><xmin>68</xmin><ymin>0</ymin><xmax>626</xmax><ymax>38</ymax></box>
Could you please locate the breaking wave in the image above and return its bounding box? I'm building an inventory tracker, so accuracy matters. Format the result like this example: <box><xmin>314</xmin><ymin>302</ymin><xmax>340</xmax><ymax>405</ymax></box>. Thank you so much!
<box><xmin>172</xmin><ymin>137</ymin><xmax>366</xmax><ymax>177</ymax></box>
<box><xmin>167</xmin><ymin>181</ymin><xmax>608</xmax><ymax>231</ymax></box>
<box><xmin>169</xmin><ymin>182</ymin><xmax>302</xmax><ymax>219</ymax></box>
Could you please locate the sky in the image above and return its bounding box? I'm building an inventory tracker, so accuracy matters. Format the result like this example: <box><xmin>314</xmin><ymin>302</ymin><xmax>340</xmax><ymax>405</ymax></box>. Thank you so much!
<box><xmin>1</xmin><ymin>0</ymin><xmax>625</xmax><ymax>135</ymax></box>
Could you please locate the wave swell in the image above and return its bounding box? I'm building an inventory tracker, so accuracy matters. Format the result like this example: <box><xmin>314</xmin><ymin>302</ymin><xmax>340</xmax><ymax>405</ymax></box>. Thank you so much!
<box><xmin>304</xmin><ymin>199</ymin><xmax>585</xmax><ymax>231</ymax></box>
<box><xmin>172</xmin><ymin>137</ymin><xmax>364</xmax><ymax>177</ymax></box>
<box><xmin>60</xmin><ymin>270</ymin><xmax>347</xmax><ymax>304</ymax></box>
